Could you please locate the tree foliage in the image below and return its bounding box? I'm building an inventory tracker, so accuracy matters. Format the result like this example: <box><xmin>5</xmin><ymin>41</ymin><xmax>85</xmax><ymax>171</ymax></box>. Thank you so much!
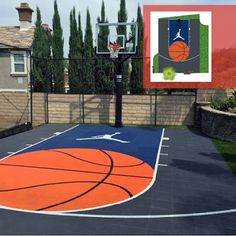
<box><xmin>68</xmin><ymin>7</ymin><xmax>82</xmax><ymax>93</ymax></box>
<box><xmin>52</xmin><ymin>0</ymin><xmax>64</xmax><ymax>93</ymax></box>
<box><xmin>95</xmin><ymin>0</ymin><xmax>114</xmax><ymax>94</ymax></box>
<box><xmin>130</xmin><ymin>6</ymin><xmax>144</xmax><ymax>94</ymax></box>
<box><xmin>117</xmin><ymin>0</ymin><xmax>129</xmax><ymax>94</ymax></box>
<box><xmin>78</xmin><ymin>13</ymin><xmax>84</xmax><ymax>56</ymax></box>
<box><xmin>32</xmin><ymin>7</ymin><xmax>51</xmax><ymax>92</ymax></box>
<box><xmin>83</xmin><ymin>9</ymin><xmax>95</xmax><ymax>94</ymax></box>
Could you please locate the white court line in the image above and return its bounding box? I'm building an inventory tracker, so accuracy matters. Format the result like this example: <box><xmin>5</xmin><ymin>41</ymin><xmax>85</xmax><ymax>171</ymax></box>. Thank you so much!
<box><xmin>58</xmin><ymin>208</ymin><xmax>236</xmax><ymax>218</ymax></box>
<box><xmin>158</xmin><ymin>164</ymin><xmax>168</xmax><ymax>167</ymax></box>
<box><xmin>0</xmin><ymin>204</ymin><xmax>236</xmax><ymax>219</ymax></box>
<box><xmin>163</xmin><ymin>137</ymin><xmax>170</xmax><ymax>141</ymax></box>
<box><xmin>160</xmin><ymin>153</ymin><xmax>168</xmax><ymax>156</ymax></box>
<box><xmin>54</xmin><ymin>132</ymin><xmax>62</xmax><ymax>135</ymax></box>
<box><xmin>1</xmin><ymin>124</ymin><xmax>80</xmax><ymax>161</ymax></box>
<box><xmin>162</xmin><ymin>145</ymin><xmax>169</xmax><ymax>148</ymax></box>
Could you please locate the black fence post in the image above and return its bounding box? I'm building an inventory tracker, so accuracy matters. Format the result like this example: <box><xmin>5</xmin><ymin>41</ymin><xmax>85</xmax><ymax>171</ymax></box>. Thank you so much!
<box><xmin>30</xmin><ymin>53</ymin><xmax>33</xmax><ymax>125</ymax></box>
<box><xmin>155</xmin><ymin>89</ymin><xmax>157</xmax><ymax>126</ymax></box>
<box><xmin>82</xmin><ymin>93</ymin><xmax>85</xmax><ymax>124</ymax></box>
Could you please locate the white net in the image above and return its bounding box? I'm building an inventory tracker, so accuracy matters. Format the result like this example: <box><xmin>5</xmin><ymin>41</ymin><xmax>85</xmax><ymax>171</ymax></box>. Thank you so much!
<box><xmin>108</xmin><ymin>44</ymin><xmax>121</xmax><ymax>58</ymax></box>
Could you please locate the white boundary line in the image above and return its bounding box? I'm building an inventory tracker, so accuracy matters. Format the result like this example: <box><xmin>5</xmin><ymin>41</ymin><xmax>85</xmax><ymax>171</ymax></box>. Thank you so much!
<box><xmin>1</xmin><ymin>124</ymin><xmax>80</xmax><ymax>161</ymax></box>
<box><xmin>58</xmin><ymin>208</ymin><xmax>236</xmax><ymax>218</ymax></box>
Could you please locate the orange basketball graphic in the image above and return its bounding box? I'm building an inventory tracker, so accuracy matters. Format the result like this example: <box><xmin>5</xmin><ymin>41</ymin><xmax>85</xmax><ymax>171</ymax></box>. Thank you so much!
<box><xmin>168</xmin><ymin>41</ymin><xmax>190</xmax><ymax>62</ymax></box>
<box><xmin>0</xmin><ymin>149</ymin><xmax>154</xmax><ymax>212</ymax></box>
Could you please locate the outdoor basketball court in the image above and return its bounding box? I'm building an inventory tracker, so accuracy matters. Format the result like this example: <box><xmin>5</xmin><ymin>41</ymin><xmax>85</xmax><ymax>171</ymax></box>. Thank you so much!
<box><xmin>0</xmin><ymin>124</ymin><xmax>236</xmax><ymax>234</ymax></box>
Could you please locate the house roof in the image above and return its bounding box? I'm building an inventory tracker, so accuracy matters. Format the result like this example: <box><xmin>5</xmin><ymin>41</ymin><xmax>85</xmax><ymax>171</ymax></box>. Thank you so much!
<box><xmin>0</xmin><ymin>26</ymin><xmax>34</xmax><ymax>49</ymax></box>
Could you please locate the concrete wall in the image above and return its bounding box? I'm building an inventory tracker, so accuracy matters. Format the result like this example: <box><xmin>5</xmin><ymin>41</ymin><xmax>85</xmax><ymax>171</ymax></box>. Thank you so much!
<box><xmin>47</xmin><ymin>93</ymin><xmax>195</xmax><ymax>126</ymax></box>
<box><xmin>0</xmin><ymin>50</ymin><xmax>29</xmax><ymax>91</ymax></box>
<box><xmin>0</xmin><ymin>89</ymin><xmax>232</xmax><ymax>130</ymax></box>
<box><xmin>0</xmin><ymin>91</ymin><xmax>29</xmax><ymax>129</ymax></box>
<box><xmin>32</xmin><ymin>93</ymin><xmax>47</xmax><ymax>126</ymax></box>
<box><xmin>196</xmin><ymin>89</ymin><xmax>233</xmax><ymax>102</ymax></box>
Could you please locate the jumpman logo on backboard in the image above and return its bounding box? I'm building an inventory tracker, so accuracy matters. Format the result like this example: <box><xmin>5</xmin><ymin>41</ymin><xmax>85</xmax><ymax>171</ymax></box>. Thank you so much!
<box><xmin>173</xmin><ymin>29</ymin><xmax>185</xmax><ymax>41</ymax></box>
<box><xmin>76</xmin><ymin>132</ymin><xmax>130</xmax><ymax>144</ymax></box>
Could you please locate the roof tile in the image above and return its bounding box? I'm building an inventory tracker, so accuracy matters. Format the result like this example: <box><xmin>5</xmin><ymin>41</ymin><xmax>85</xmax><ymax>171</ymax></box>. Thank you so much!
<box><xmin>0</xmin><ymin>26</ymin><xmax>35</xmax><ymax>48</ymax></box>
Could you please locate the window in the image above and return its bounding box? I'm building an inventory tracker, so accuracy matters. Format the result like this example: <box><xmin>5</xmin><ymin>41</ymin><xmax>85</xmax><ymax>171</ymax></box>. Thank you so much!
<box><xmin>11</xmin><ymin>51</ymin><xmax>27</xmax><ymax>75</ymax></box>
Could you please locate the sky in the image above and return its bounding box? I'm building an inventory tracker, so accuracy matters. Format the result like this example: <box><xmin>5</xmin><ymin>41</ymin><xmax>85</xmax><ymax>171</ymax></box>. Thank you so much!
<box><xmin>1</xmin><ymin>0</ymin><xmax>236</xmax><ymax>56</ymax></box>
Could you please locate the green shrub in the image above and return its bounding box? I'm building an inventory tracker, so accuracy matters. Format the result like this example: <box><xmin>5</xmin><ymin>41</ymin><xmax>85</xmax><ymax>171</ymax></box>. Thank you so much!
<box><xmin>211</xmin><ymin>99</ymin><xmax>229</xmax><ymax>111</ymax></box>
<box><xmin>227</xmin><ymin>96</ymin><xmax>236</xmax><ymax>109</ymax></box>
<box><xmin>211</xmin><ymin>90</ymin><xmax>236</xmax><ymax>113</ymax></box>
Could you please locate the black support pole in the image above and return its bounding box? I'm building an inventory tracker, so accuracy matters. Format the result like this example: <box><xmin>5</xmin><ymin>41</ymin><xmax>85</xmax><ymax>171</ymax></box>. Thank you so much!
<box><xmin>30</xmin><ymin>53</ymin><xmax>33</xmax><ymax>125</ymax></box>
<box><xmin>114</xmin><ymin>55</ymin><xmax>123</xmax><ymax>128</ymax></box>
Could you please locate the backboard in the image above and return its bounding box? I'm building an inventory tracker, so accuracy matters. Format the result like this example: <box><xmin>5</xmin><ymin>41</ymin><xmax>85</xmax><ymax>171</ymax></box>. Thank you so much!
<box><xmin>95</xmin><ymin>22</ymin><xmax>138</xmax><ymax>56</ymax></box>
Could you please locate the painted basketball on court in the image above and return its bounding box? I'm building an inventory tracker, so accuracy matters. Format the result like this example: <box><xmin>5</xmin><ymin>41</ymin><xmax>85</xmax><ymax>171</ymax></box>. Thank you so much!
<box><xmin>168</xmin><ymin>41</ymin><xmax>190</xmax><ymax>62</ymax></box>
<box><xmin>0</xmin><ymin>149</ymin><xmax>154</xmax><ymax>212</ymax></box>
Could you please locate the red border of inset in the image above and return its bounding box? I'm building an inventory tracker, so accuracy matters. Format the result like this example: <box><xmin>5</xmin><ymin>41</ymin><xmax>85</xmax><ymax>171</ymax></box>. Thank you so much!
<box><xmin>143</xmin><ymin>5</ymin><xmax>236</xmax><ymax>89</ymax></box>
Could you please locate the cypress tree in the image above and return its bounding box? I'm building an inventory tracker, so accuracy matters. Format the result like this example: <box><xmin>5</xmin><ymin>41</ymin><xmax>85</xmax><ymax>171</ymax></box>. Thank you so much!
<box><xmin>78</xmin><ymin>13</ymin><xmax>84</xmax><ymax>57</ymax></box>
<box><xmin>117</xmin><ymin>0</ymin><xmax>129</xmax><ymax>94</ymax></box>
<box><xmin>78</xmin><ymin>12</ymin><xmax>84</xmax><ymax>93</ymax></box>
<box><xmin>68</xmin><ymin>7</ymin><xmax>81</xmax><ymax>93</ymax></box>
<box><xmin>52</xmin><ymin>0</ymin><xmax>64</xmax><ymax>93</ymax></box>
<box><xmin>130</xmin><ymin>5</ymin><xmax>144</xmax><ymax>94</ymax></box>
<box><xmin>32</xmin><ymin>7</ymin><xmax>51</xmax><ymax>92</ymax></box>
<box><xmin>83</xmin><ymin>9</ymin><xmax>95</xmax><ymax>94</ymax></box>
<box><xmin>95</xmin><ymin>0</ymin><xmax>114</xmax><ymax>94</ymax></box>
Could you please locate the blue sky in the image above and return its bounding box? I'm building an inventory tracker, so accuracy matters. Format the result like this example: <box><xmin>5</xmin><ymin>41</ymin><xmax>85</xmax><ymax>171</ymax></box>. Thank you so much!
<box><xmin>1</xmin><ymin>0</ymin><xmax>236</xmax><ymax>55</ymax></box>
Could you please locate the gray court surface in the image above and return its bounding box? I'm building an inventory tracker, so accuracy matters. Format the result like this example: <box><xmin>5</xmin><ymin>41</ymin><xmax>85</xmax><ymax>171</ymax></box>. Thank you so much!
<box><xmin>0</xmin><ymin>124</ymin><xmax>236</xmax><ymax>235</ymax></box>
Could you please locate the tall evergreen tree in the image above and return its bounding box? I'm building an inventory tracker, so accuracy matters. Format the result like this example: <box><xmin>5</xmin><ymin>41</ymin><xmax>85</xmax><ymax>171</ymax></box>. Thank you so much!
<box><xmin>68</xmin><ymin>7</ymin><xmax>81</xmax><ymax>93</ymax></box>
<box><xmin>78</xmin><ymin>13</ymin><xmax>84</xmax><ymax>57</ymax></box>
<box><xmin>52</xmin><ymin>0</ymin><xmax>64</xmax><ymax>93</ymax></box>
<box><xmin>83</xmin><ymin>9</ymin><xmax>95</xmax><ymax>94</ymax></box>
<box><xmin>117</xmin><ymin>0</ymin><xmax>129</xmax><ymax>94</ymax></box>
<box><xmin>95</xmin><ymin>0</ymin><xmax>114</xmax><ymax>94</ymax></box>
<box><xmin>32</xmin><ymin>7</ymin><xmax>51</xmax><ymax>92</ymax></box>
<box><xmin>130</xmin><ymin>5</ymin><xmax>144</xmax><ymax>94</ymax></box>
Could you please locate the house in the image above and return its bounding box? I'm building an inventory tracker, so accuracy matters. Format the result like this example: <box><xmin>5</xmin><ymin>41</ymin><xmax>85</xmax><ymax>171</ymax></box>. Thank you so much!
<box><xmin>0</xmin><ymin>3</ymin><xmax>34</xmax><ymax>92</ymax></box>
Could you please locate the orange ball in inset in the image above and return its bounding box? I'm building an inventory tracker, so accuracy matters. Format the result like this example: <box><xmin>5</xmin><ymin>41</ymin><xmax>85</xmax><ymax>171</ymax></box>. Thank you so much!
<box><xmin>168</xmin><ymin>41</ymin><xmax>190</xmax><ymax>62</ymax></box>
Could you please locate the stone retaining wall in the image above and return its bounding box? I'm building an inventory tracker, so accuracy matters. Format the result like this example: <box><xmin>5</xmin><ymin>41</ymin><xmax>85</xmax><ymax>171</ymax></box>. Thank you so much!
<box><xmin>201</xmin><ymin>106</ymin><xmax>236</xmax><ymax>143</ymax></box>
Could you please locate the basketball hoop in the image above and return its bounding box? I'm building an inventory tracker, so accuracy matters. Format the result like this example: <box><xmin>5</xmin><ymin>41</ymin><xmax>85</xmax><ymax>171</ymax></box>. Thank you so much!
<box><xmin>108</xmin><ymin>43</ymin><xmax>121</xmax><ymax>58</ymax></box>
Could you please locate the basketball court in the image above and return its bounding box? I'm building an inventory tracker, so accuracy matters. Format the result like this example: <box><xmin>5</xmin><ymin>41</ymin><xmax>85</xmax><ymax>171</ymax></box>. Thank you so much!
<box><xmin>0</xmin><ymin>124</ymin><xmax>236</xmax><ymax>234</ymax></box>
<box><xmin>0</xmin><ymin>5</ymin><xmax>236</xmax><ymax>234</ymax></box>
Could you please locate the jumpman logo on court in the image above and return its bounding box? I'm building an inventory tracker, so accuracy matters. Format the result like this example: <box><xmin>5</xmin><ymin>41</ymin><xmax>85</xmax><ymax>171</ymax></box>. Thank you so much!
<box><xmin>173</xmin><ymin>29</ymin><xmax>185</xmax><ymax>41</ymax></box>
<box><xmin>76</xmin><ymin>132</ymin><xmax>130</xmax><ymax>143</ymax></box>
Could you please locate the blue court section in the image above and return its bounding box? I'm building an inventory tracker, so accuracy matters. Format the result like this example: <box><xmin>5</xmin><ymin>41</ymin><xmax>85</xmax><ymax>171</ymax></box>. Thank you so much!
<box><xmin>169</xmin><ymin>19</ymin><xmax>189</xmax><ymax>46</ymax></box>
<box><xmin>18</xmin><ymin>125</ymin><xmax>164</xmax><ymax>169</ymax></box>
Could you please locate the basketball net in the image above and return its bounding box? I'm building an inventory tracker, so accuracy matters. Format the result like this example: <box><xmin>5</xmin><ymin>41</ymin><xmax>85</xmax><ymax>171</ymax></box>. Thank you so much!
<box><xmin>108</xmin><ymin>43</ymin><xmax>121</xmax><ymax>58</ymax></box>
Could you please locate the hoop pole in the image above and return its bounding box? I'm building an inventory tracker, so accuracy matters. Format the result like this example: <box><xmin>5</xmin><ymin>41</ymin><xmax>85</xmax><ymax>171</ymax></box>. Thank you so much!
<box><xmin>114</xmin><ymin>55</ymin><xmax>123</xmax><ymax>128</ymax></box>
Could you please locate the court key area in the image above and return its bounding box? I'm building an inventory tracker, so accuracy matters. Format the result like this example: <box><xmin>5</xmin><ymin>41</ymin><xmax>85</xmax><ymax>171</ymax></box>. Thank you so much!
<box><xmin>0</xmin><ymin>124</ymin><xmax>236</xmax><ymax>235</ymax></box>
